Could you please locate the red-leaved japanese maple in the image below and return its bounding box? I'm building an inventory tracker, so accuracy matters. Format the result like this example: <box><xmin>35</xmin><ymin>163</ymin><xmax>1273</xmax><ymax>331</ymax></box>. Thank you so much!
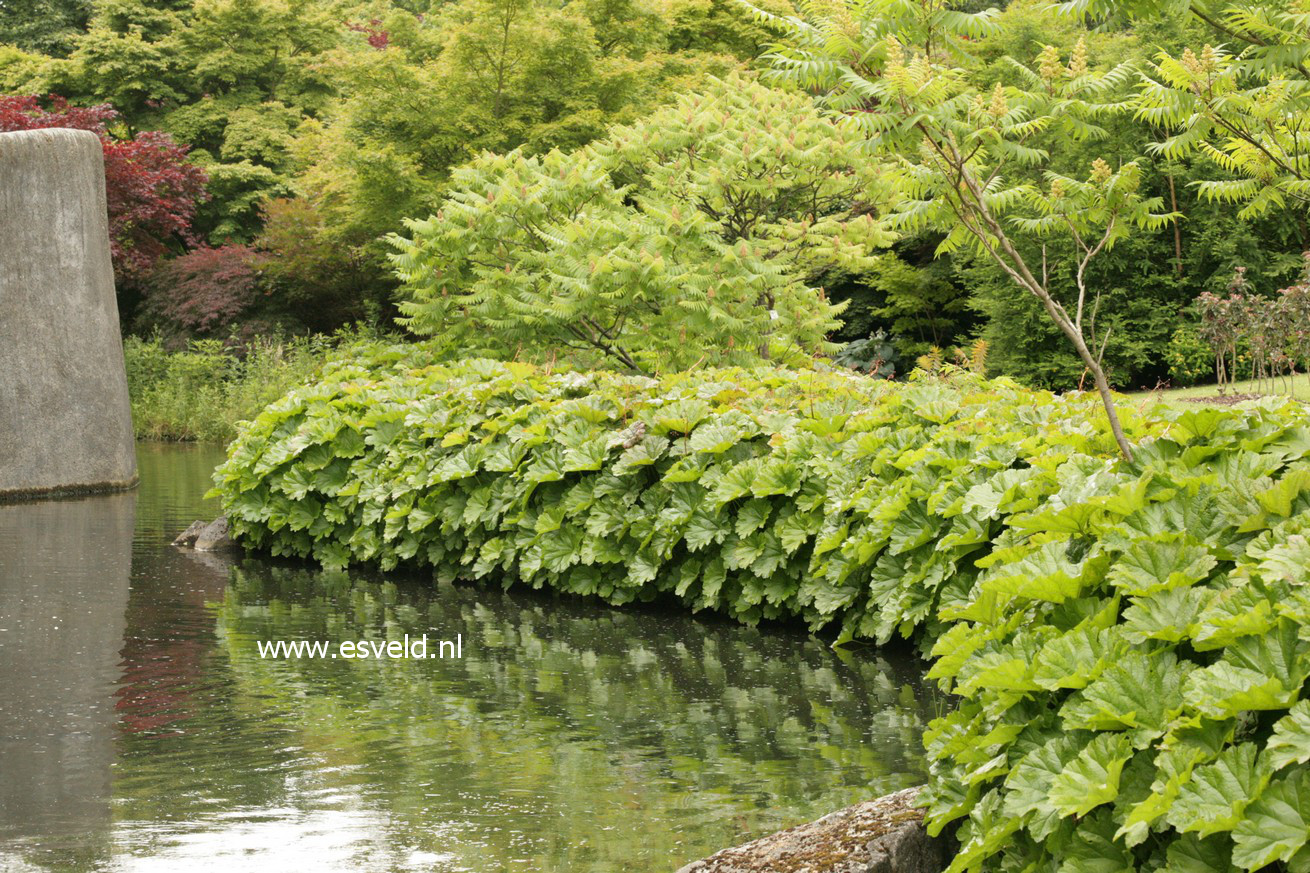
<box><xmin>0</xmin><ymin>95</ymin><xmax>208</xmax><ymax>278</ymax></box>
<box><xmin>142</xmin><ymin>244</ymin><xmax>268</xmax><ymax>341</ymax></box>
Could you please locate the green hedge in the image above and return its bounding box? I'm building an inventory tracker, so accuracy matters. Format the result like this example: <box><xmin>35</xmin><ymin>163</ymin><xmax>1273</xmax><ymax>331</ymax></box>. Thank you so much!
<box><xmin>214</xmin><ymin>349</ymin><xmax>1310</xmax><ymax>872</ymax></box>
<box><xmin>213</xmin><ymin>349</ymin><xmax>1162</xmax><ymax>639</ymax></box>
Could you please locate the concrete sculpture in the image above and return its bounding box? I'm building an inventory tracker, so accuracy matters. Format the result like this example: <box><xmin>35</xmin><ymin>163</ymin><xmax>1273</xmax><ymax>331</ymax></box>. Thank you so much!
<box><xmin>0</xmin><ymin>128</ymin><xmax>137</xmax><ymax>499</ymax></box>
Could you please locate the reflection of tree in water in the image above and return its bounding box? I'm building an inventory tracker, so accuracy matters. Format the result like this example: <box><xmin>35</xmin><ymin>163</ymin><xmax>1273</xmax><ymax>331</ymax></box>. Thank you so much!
<box><xmin>112</xmin><ymin>444</ymin><xmax>237</xmax><ymax>737</ymax></box>
<box><xmin>110</xmin><ymin>445</ymin><xmax>233</xmax><ymax>730</ymax></box>
<box><xmin>114</xmin><ymin>551</ymin><xmax>232</xmax><ymax>736</ymax></box>
<box><xmin>180</xmin><ymin>561</ymin><xmax>943</xmax><ymax>872</ymax></box>
<box><xmin>109</xmin><ymin>555</ymin><xmax>308</xmax><ymax>835</ymax></box>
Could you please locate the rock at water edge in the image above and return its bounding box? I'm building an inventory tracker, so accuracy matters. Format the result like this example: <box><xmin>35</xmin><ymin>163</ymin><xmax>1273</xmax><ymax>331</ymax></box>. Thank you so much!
<box><xmin>172</xmin><ymin>520</ymin><xmax>208</xmax><ymax>547</ymax></box>
<box><xmin>193</xmin><ymin>517</ymin><xmax>233</xmax><ymax>552</ymax></box>
<box><xmin>675</xmin><ymin>787</ymin><xmax>944</xmax><ymax>873</ymax></box>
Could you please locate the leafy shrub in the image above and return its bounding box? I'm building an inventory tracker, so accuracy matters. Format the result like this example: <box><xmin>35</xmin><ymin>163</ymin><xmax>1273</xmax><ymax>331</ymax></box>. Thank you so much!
<box><xmin>828</xmin><ymin>252</ymin><xmax>972</xmax><ymax>360</ymax></box>
<box><xmin>1198</xmin><ymin>270</ymin><xmax>1310</xmax><ymax>392</ymax></box>
<box><xmin>965</xmin><ymin>251</ymin><xmax>1187</xmax><ymax>392</ymax></box>
<box><xmin>140</xmin><ymin>245</ymin><xmax>276</xmax><ymax>343</ymax></box>
<box><xmin>213</xmin><ymin>349</ymin><xmax>1165</xmax><ymax>635</ymax></box>
<box><xmin>833</xmin><ymin>330</ymin><xmax>899</xmax><ymax>379</ymax></box>
<box><xmin>922</xmin><ymin>404</ymin><xmax>1310</xmax><ymax>873</ymax></box>
<box><xmin>125</xmin><ymin>337</ymin><xmax>233</xmax><ymax>441</ymax></box>
<box><xmin>125</xmin><ymin>332</ymin><xmax>380</xmax><ymax>442</ymax></box>
<box><xmin>389</xmin><ymin>76</ymin><xmax>891</xmax><ymax>374</ymax></box>
<box><xmin>256</xmin><ymin>197</ymin><xmax>385</xmax><ymax>331</ymax></box>
<box><xmin>215</xmin><ymin>350</ymin><xmax>1310</xmax><ymax>873</ymax></box>
<box><xmin>1165</xmin><ymin>323</ymin><xmax>1213</xmax><ymax>387</ymax></box>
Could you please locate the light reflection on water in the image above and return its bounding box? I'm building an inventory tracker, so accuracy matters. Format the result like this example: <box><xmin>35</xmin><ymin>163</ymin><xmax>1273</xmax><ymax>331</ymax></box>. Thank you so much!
<box><xmin>0</xmin><ymin>442</ymin><xmax>938</xmax><ymax>872</ymax></box>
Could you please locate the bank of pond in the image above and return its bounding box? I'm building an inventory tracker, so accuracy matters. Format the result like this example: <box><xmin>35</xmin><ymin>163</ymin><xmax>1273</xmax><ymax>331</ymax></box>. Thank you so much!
<box><xmin>212</xmin><ymin>348</ymin><xmax>1310</xmax><ymax>873</ymax></box>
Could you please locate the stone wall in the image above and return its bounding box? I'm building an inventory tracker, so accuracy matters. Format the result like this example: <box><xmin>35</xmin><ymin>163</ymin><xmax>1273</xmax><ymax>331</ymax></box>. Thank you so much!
<box><xmin>0</xmin><ymin>128</ymin><xmax>137</xmax><ymax>500</ymax></box>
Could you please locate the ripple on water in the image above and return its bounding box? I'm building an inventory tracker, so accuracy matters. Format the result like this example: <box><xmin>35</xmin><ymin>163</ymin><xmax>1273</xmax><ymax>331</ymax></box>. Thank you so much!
<box><xmin>0</xmin><ymin>442</ymin><xmax>942</xmax><ymax>873</ymax></box>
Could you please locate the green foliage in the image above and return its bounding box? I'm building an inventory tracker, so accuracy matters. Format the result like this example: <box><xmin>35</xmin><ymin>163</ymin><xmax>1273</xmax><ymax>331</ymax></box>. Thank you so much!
<box><xmin>917</xmin><ymin>407</ymin><xmax>1310</xmax><ymax>872</ymax></box>
<box><xmin>960</xmin><ymin>196</ymin><xmax>1306</xmax><ymax>390</ymax></box>
<box><xmin>1056</xmin><ymin>0</ymin><xmax>1310</xmax><ymax>393</ymax></box>
<box><xmin>213</xmin><ymin>347</ymin><xmax>1167</xmax><ymax>634</ymax></box>
<box><xmin>216</xmin><ymin>344</ymin><xmax>1310</xmax><ymax>872</ymax></box>
<box><xmin>749</xmin><ymin>0</ymin><xmax>1182</xmax><ymax>457</ymax></box>
<box><xmin>833</xmin><ymin>329</ymin><xmax>899</xmax><ymax>378</ymax></box>
<box><xmin>42</xmin><ymin>0</ymin><xmax>341</xmax><ymax>241</ymax></box>
<box><xmin>255</xmin><ymin>197</ymin><xmax>385</xmax><ymax>330</ymax></box>
<box><xmin>1138</xmin><ymin>38</ymin><xmax>1310</xmax><ymax>220</ymax></box>
<box><xmin>390</xmin><ymin>76</ymin><xmax>892</xmax><ymax>373</ymax></box>
<box><xmin>19</xmin><ymin>0</ymin><xmax>1310</xmax><ymax>384</ymax></box>
<box><xmin>5</xmin><ymin>0</ymin><xmax>767</xmax><ymax>331</ymax></box>
<box><xmin>963</xmin><ymin>247</ymin><xmax>1193</xmax><ymax>390</ymax></box>
<box><xmin>17</xmin><ymin>0</ymin><xmax>1310</xmax><ymax>387</ymax></box>
<box><xmin>742</xmin><ymin>0</ymin><xmax>1310</xmax><ymax>394</ymax></box>
<box><xmin>0</xmin><ymin>0</ymin><xmax>89</xmax><ymax>55</ymax></box>
<box><xmin>124</xmin><ymin>331</ymin><xmax>381</xmax><ymax>442</ymax></box>
<box><xmin>1168</xmin><ymin>318</ymin><xmax>1216</xmax><ymax>387</ymax></box>
<box><xmin>750</xmin><ymin>2</ymin><xmax>1170</xmax><ymax>264</ymax></box>
<box><xmin>0</xmin><ymin>44</ymin><xmax>47</xmax><ymax>93</ymax></box>
<box><xmin>866</xmin><ymin>254</ymin><xmax>970</xmax><ymax>358</ymax></box>
<box><xmin>252</xmin><ymin>0</ymin><xmax>761</xmax><ymax>321</ymax></box>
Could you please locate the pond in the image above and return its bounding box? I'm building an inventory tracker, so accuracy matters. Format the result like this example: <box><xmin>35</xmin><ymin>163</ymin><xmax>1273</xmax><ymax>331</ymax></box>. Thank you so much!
<box><xmin>0</xmin><ymin>443</ymin><xmax>939</xmax><ymax>873</ymax></box>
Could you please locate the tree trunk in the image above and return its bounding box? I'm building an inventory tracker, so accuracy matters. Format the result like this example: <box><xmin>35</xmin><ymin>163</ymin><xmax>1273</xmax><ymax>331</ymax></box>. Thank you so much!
<box><xmin>1167</xmin><ymin>173</ymin><xmax>1183</xmax><ymax>278</ymax></box>
<box><xmin>982</xmin><ymin>219</ymin><xmax>1135</xmax><ymax>460</ymax></box>
<box><xmin>1051</xmin><ymin>309</ymin><xmax>1135</xmax><ymax>462</ymax></box>
<box><xmin>950</xmin><ymin>162</ymin><xmax>1135</xmax><ymax>460</ymax></box>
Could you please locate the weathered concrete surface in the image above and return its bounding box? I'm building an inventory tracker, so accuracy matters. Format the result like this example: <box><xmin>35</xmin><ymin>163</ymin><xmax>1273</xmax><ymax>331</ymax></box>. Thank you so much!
<box><xmin>676</xmin><ymin>787</ymin><xmax>944</xmax><ymax>873</ymax></box>
<box><xmin>0</xmin><ymin>128</ymin><xmax>137</xmax><ymax>500</ymax></box>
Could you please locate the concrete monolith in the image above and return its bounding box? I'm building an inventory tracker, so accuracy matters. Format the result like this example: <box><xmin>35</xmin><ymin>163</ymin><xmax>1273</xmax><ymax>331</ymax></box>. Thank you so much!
<box><xmin>0</xmin><ymin>128</ymin><xmax>137</xmax><ymax>499</ymax></box>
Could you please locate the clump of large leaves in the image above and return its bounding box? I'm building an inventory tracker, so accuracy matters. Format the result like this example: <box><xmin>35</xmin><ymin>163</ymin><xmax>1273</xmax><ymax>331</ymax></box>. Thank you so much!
<box><xmin>215</xmin><ymin>347</ymin><xmax>1310</xmax><ymax>873</ymax></box>
<box><xmin>213</xmin><ymin>346</ymin><xmax>1163</xmax><ymax>640</ymax></box>
<box><xmin>923</xmin><ymin>405</ymin><xmax>1310</xmax><ymax>873</ymax></box>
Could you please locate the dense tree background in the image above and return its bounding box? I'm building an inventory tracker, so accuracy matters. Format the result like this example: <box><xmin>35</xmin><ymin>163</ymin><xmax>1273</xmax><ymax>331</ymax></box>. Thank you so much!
<box><xmin>1</xmin><ymin>0</ymin><xmax>773</xmax><ymax>340</ymax></box>
<box><xmin>6</xmin><ymin>0</ymin><xmax>1310</xmax><ymax>387</ymax></box>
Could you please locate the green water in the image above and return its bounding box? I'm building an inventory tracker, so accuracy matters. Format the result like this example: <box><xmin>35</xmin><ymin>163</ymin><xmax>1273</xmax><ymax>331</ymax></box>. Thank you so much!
<box><xmin>0</xmin><ymin>443</ymin><xmax>938</xmax><ymax>872</ymax></box>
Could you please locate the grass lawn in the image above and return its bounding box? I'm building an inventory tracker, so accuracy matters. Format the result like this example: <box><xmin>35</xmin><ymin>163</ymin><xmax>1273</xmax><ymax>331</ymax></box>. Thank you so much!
<box><xmin>1128</xmin><ymin>375</ymin><xmax>1310</xmax><ymax>406</ymax></box>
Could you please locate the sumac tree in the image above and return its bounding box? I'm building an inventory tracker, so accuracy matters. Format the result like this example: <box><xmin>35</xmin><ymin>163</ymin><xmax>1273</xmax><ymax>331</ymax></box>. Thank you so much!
<box><xmin>749</xmin><ymin>3</ymin><xmax>1176</xmax><ymax>460</ymax></box>
<box><xmin>389</xmin><ymin>75</ymin><xmax>892</xmax><ymax>373</ymax></box>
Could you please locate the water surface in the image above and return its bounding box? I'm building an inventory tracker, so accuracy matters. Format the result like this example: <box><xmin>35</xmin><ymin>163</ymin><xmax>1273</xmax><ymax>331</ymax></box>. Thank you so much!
<box><xmin>0</xmin><ymin>443</ymin><xmax>937</xmax><ymax>872</ymax></box>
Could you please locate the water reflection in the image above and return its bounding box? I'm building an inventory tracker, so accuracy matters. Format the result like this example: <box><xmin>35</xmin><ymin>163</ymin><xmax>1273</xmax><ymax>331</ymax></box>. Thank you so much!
<box><xmin>0</xmin><ymin>491</ymin><xmax>134</xmax><ymax>861</ymax></box>
<box><xmin>0</xmin><ymin>444</ymin><xmax>939</xmax><ymax>872</ymax></box>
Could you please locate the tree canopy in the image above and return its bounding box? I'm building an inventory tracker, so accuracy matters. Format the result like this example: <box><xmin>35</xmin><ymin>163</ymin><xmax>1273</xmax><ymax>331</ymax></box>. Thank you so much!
<box><xmin>391</xmin><ymin>76</ymin><xmax>892</xmax><ymax>372</ymax></box>
<box><xmin>11</xmin><ymin>0</ymin><xmax>1310</xmax><ymax>396</ymax></box>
